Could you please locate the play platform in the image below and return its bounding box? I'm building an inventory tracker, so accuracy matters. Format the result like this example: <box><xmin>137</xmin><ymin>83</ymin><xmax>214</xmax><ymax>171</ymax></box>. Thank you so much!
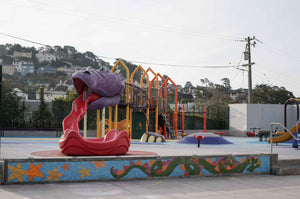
<box><xmin>1</xmin><ymin>133</ymin><xmax>300</xmax><ymax>185</ymax></box>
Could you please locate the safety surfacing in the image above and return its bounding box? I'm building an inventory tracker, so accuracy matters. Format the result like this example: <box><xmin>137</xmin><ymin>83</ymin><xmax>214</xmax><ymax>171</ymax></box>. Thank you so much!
<box><xmin>0</xmin><ymin>136</ymin><xmax>299</xmax><ymax>184</ymax></box>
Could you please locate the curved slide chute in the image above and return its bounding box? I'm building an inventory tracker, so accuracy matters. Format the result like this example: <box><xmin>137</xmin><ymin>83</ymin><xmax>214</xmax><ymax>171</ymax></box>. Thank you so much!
<box><xmin>268</xmin><ymin>122</ymin><xmax>300</xmax><ymax>143</ymax></box>
<box><xmin>59</xmin><ymin>91</ymin><xmax>130</xmax><ymax>156</ymax></box>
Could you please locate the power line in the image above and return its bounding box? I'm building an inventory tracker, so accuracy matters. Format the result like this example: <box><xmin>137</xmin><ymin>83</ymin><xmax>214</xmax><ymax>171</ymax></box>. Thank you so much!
<box><xmin>0</xmin><ymin>31</ymin><xmax>236</xmax><ymax>69</ymax></box>
<box><xmin>0</xmin><ymin>32</ymin><xmax>49</xmax><ymax>47</ymax></box>
<box><xmin>98</xmin><ymin>55</ymin><xmax>235</xmax><ymax>68</ymax></box>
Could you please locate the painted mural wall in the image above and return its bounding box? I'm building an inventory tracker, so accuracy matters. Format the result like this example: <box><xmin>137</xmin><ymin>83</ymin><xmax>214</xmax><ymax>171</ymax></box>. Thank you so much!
<box><xmin>5</xmin><ymin>155</ymin><xmax>271</xmax><ymax>184</ymax></box>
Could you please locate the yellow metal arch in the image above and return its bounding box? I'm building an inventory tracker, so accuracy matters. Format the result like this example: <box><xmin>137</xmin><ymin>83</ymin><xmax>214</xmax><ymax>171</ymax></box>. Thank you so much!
<box><xmin>129</xmin><ymin>65</ymin><xmax>148</xmax><ymax>139</ymax></box>
<box><xmin>141</xmin><ymin>67</ymin><xmax>159</xmax><ymax>133</ymax></box>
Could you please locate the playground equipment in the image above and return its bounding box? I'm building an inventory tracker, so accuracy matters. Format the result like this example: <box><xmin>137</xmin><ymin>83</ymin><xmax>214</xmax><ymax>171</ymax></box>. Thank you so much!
<box><xmin>268</xmin><ymin>98</ymin><xmax>300</xmax><ymax>144</ymax></box>
<box><xmin>178</xmin><ymin>132</ymin><xmax>232</xmax><ymax>145</ymax></box>
<box><xmin>157</xmin><ymin>74</ymin><xmax>177</xmax><ymax>138</ymax></box>
<box><xmin>140</xmin><ymin>131</ymin><xmax>166</xmax><ymax>142</ymax></box>
<box><xmin>95</xmin><ymin>60</ymin><xmax>179</xmax><ymax>140</ymax></box>
<box><xmin>193</xmin><ymin>134</ymin><xmax>206</xmax><ymax>147</ymax></box>
<box><xmin>59</xmin><ymin>68</ymin><xmax>130</xmax><ymax>155</ymax></box>
<box><xmin>60</xmin><ymin>59</ymin><xmax>180</xmax><ymax>156</ymax></box>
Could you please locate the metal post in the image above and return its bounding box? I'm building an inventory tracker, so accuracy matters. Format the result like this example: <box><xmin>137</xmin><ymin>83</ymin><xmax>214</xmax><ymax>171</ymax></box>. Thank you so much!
<box><xmin>0</xmin><ymin>64</ymin><xmax>2</xmax><ymax>157</ymax></box>
<box><xmin>247</xmin><ymin>36</ymin><xmax>252</xmax><ymax>104</ymax></box>
<box><xmin>102</xmin><ymin>108</ymin><xmax>105</xmax><ymax>137</ymax></box>
<box><xmin>83</xmin><ymin>112</ymin><xmax>87</xmax><ymax>138</ymax></box>
<box><xmin>270</xmin><ymin>124</ymin><xmax>273</xmax><ymax>153</ymax></box>
<box><xmin>0</xmin><ymin>64</ymin><xmax>2</xmax><ymax>127</ymax></box>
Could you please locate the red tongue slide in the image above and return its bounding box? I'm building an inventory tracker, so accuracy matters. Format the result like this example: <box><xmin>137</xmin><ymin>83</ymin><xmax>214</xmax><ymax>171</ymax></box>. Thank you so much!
<box><xmin>62</xmin><ymin>92</ymin><xmax>100</xmax><ymax>134</ymax></box>
<box><xmin>59</xmin><ymin>91</ymin><xmax>130</xmax><ymax>156</ymax></box>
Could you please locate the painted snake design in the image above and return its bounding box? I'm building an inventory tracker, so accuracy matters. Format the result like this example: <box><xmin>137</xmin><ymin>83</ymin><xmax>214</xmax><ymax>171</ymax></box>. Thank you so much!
<box><xmin>111</xmin><ymin>156</ymin><xmax>262</xmax><ymax>178</ymax></box>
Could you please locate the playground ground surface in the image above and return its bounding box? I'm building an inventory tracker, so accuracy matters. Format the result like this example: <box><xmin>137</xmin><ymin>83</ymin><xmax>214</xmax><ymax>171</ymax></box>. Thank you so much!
<box><xmin>1</xmin><ymin>132</ymin><xmax>299</xmax><ymax>160</ymax></box>
<box><xmin>1</xmin><ymin>130</ymin><xmax>300</xmax><ymax>187</ymax></box>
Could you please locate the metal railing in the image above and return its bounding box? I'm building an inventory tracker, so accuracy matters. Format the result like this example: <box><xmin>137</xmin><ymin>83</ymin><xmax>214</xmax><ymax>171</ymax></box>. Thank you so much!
<box><xmin>270</xmin><ymin>122</ymin><xmax>300</xmax><ymax>153</ymax></box>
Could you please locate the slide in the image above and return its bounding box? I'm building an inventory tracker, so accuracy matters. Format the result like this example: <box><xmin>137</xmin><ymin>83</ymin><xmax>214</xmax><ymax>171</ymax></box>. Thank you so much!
<box><xmin>158</xmin><ymin>114</ymin><xmax>175</xmax><ymax>139</ymax></box>
<box><xmin>59</xmin><ymin>91</ymin><xmax>130</xmax><ymax>156</ymax></box>
<box><xmin>268</xmin><ymin>121</ymin><xmax>300</xmax><ymax>143</ymax></box>
<box><xmin>62</xmin><ymin>90</ymin><xmax>99</xmax><ymax>135</ymax></box>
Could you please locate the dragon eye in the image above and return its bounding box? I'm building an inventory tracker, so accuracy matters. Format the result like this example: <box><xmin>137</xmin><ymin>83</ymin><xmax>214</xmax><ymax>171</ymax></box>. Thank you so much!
<box><xmin>100</xmin><ymin>66</ymin><xmax>107</xmax><ymax>72</ymax></box>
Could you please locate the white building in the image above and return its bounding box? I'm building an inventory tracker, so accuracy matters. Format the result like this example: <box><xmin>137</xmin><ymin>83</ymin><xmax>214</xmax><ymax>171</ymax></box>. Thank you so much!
<box><xmin>13</xmin><ymin>88</ymin><xmax>28</xmax><ymax>100</ymax></box>
<box><xmin>229</xmin><ymin>104</ymin><xmax>298</xmax><ymax>136</ymax></box>
<box><xmin>13</xmin><ymin>60</ymin><xmax>33</xmax><ymax>72</ymax></box>
<box><xmin>36</xmin><ymin>89</ymin><xmax>67</xmax><ymax>101</ymax></box>
<box><xmin>12</xmin><ymin>60</ymin><xmax>34</xmax><ymax>77</ymax></box>
<box><xmin>35</xmin><ymin>51</ymin><xmax>57</xmax><ymax>63</ymax></box>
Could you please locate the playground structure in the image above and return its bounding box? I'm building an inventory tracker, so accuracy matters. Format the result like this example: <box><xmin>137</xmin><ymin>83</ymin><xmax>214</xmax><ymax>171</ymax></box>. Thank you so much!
<box><xmin>60</xmin><ymin>58</ymin><xmax>230</xmax><ymax>156</ymax></box>
<box><xmin>59</xmin><ymin>67</ymin><xmax>130</xmax><ymax>155</ymax></box>
<box><xmin>60</xmin><ymin>59</ymin><xmax>183</xmax><ymax>155</ymax></box>
<box><xmin>269</xmin><ymin>98</ymin><xmax>300</xmax><ymax>147</ymax></box>
<box><xmin>92</xmin><ymin>59</ymin><xmax>179</xmax><ymax>140</ymax></box>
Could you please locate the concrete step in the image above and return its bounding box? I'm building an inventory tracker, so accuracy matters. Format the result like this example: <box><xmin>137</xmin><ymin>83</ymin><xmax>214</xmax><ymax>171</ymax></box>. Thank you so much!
<box><xmin>273</xmin><ymin>165</ymin><xmax>300</xmax><ymax>175</ymax></box>
<box><xmin>273</xmin><ymin>159</ymin><xmax>300</xmax><ymax>175</ymax></box>
<box><xmin>277</xmin><ymin>159</ymin><xmax>300</xmax><ymax>167</ymax></box>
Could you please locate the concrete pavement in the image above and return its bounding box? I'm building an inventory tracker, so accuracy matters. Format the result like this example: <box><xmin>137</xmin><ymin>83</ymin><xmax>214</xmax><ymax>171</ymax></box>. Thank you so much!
<box><xmin>1</xmin><ymin>175</ymin><xmax>300</xmax><ymax>199</ymax></box>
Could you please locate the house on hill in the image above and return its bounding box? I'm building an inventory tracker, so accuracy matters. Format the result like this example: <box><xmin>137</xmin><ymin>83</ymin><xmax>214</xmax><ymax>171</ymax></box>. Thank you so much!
<box><xmin>12</xmin><ymin>60</ymin><xmax>34</xmax><ymax>77</ymax></box>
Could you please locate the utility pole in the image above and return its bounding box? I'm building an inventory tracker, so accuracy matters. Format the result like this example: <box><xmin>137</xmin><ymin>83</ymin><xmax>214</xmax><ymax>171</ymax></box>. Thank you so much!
<box><xmin>238</xmin><ymin>36</ymin><xmax>262</xmax><ymax>104</ymax></box>
<box><xmin>246</xmin><ymin>36</ymin><xmax>254</xmax><ymax>104</ymax></box>
<box><xmin>0</xmin><ymin>64</ymin><xmax>2</xmax><ymax>127</ymax></box>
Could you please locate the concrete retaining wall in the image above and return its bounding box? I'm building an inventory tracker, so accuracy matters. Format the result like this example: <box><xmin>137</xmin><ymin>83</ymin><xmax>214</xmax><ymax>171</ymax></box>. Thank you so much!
<box><xmin>2</xmin><ymin>153</ymin><xmax>277</xmax><ymax>184</ymax></box>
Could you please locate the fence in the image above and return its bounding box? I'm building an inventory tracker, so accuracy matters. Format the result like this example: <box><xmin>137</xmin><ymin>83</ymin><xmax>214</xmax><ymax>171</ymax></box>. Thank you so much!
<box><xmin>177</xmin><ymin>112</ymin><xmax>228</xmax><ymax>130</ymax></box>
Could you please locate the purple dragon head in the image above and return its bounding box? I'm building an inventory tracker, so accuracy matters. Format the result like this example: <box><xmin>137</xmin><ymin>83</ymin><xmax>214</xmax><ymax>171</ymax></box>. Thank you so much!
<box><xmin>72</xmin><ymin>66</ymin><xmax>124</xmax><ymax>110</ymax></box>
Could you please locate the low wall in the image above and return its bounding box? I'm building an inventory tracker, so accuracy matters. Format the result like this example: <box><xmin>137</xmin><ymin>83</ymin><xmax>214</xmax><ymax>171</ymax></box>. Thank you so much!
<box><xmin>0</xmin><ymin>130</ymin><xmax>62</xmax><ymax>137</ymax></box>
<box><xmin>0</xmin><ymin>130</ymin><xmax>97</xmax><ymax>137</ymax></box>
<box><xmin>1</xmin><ymin>153</ymin><xmax>277</xmax><ymax>184</ymax></box>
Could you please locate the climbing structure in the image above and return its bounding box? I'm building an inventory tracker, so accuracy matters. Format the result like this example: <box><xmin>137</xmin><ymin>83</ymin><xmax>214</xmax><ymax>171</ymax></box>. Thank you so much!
<box><xmin>96</xmin><ymin>60</ymin><xmax>178</xmax><ymax>139</ymax></box>
<box><xmin>157</xmin><ymin>73</ymin><xmax>178</xmax><ymax>138</ymax></box>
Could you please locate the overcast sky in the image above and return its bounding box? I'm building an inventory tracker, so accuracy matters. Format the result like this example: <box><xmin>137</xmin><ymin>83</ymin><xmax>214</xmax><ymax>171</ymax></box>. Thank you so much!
<box><xmin>1</xmin><ymin>0</ymin><xmax>300</xmax><ymax>97</ymax></box>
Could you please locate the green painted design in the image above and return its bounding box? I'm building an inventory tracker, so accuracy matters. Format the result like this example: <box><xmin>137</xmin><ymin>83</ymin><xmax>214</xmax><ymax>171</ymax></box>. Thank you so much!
<box><xmin>111</xmin><ymin>158</ymin><xmax>199</xmax><ymax>178</ymax></box>
<box><xmin>111</xmin><ymin>156</ymin><xmax>262</xmax><ymax>179</ymax></box>
<box><xmin>198</xmin><ymin>156</ymin><xmax>262</xmax><ymax>174</ymax></box>
<box><xmin>111</xmin><ymin>165</ymin><xmax>149</xmax><ymax>178</ymax></box>
<box><xmin>150</xmin><ymin>158</ymin><xmax>200</xmax><ymax>176</ymax></box>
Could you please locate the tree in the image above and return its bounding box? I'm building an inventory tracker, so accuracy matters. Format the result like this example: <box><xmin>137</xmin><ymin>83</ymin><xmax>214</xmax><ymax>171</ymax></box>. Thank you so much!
<box><xmin>194</xmin><ymin>86</ymin><xmax>213</xmax><ymax>100</ymax></box>
<box><xmin>194</xmin><ymin>90</ymin><xmax>233</xmax><ymax>129</ymax></box>
<box><xmin>200</xmin><ymin>78</ymin><xmax>214</xmax><ymax>88</ymax></box>
<box><xmin>221</xmin><ymin>78</ymin><xmax>231</xmax><ymax>94</ymax></box>
<box><xmin>31</xmin><ymin>87</ymin><xmax>54</xmax><ymax>127</ymax></box>
<box><xmin>0</xmin><ymin>45</ymin><xmax>7</xmax><ymax>55</ymax></box>
<box><xmin>0</xmin><ymin>81</ymin><xmax>25</xmax><ymax>127</ymax></box>
<box><xmin>252</xmin><ymin>84</ymin><xmax>294</xmax><ymax>104</ymax></box>
<box><xmin>184</xmin><ymin>81</ymin><xmax>193</xmax><ymax>89</ymax></box>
